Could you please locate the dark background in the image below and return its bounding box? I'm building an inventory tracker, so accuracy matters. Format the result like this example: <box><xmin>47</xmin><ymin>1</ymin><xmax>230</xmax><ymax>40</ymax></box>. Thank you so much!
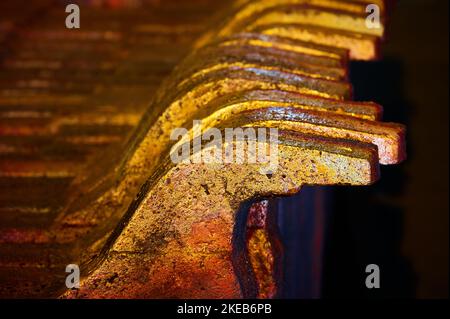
<box><xmin>321</xmin><ymin>0</ymin><xmax>448</xmax><ymax>298</ymax></box>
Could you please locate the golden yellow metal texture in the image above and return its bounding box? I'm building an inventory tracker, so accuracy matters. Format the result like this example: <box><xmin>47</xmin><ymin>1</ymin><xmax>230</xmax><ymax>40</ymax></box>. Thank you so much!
<box><xmin>60</xmin><ymin>0</ymin><xmax>403</xmax><ymax>298</ymax></box>
<box><xmin>254</xmin><ymin>24</ymin><xmax>380</xmax><ymax>60</ymax></box>
<box><xmin>0</xmin><ymin>0</ymin><xmax>229</xmax><ymax>297</ymax></box>
<box><xmin>234</xmin><ymin>5</ymin><xmax>383</xmax><ymax>37</ymax></box>
<box><xmin>64</xmin><ymin>130</ymin><xmax>380</xmax><ymax>298</ymax></box>
<box><xmin>196</xmin><ymin>0</ymin><xmax>387</xmax><ymax>60</ymax></box>
<box><xmin>0</xmin><ymin>0</ymin><xmax>404</xmax><ymax>299</ymax></box>
<box><xmin>195</xmin><ymin>0</ymin><xmax>386</xmax><ymax>49</ymax></box>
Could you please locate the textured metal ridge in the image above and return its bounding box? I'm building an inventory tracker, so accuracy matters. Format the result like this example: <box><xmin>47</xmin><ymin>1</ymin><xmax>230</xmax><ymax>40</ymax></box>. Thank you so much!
<box><xmin>0</xmin><ymin>0</ymin><xmax>404</xmax><ymax>298</ymax></box>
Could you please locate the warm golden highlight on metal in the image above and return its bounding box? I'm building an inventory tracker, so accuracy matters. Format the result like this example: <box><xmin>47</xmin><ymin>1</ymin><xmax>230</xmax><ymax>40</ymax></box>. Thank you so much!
<box><xmin>0</xmin><ymin>0</ymin><xmax>404</xmax><ymax>299</ymax></box>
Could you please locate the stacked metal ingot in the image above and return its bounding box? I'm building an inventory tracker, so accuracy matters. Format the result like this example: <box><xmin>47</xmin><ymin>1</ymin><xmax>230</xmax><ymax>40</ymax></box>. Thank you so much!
<box><xmin>0</xmin><ymin>0</ymin><xmax>404</xmax><ymax>299</ymax></box>
<box><xmin>0</xmin><ymin>0</ymin><xmax>227</xmax><ymax>297</ymax></box>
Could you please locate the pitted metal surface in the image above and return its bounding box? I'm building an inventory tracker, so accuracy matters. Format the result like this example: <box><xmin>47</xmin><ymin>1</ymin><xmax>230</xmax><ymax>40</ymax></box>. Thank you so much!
<box><xmin>0</xmin><ymin>0</ymin><xmax>405</xmax><ymax>298</ymax></box>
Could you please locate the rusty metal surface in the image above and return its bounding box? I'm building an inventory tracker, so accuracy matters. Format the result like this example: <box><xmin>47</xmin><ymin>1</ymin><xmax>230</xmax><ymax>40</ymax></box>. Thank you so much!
<box><xmin>0</xmin><ymin>0</ymin><xmax>227</xmax><ymax>297</ymax></box>
<box><xmin>0</xmin><ymin>0</ymin><xmax>405</xmax><ymax>298</ymax></box>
